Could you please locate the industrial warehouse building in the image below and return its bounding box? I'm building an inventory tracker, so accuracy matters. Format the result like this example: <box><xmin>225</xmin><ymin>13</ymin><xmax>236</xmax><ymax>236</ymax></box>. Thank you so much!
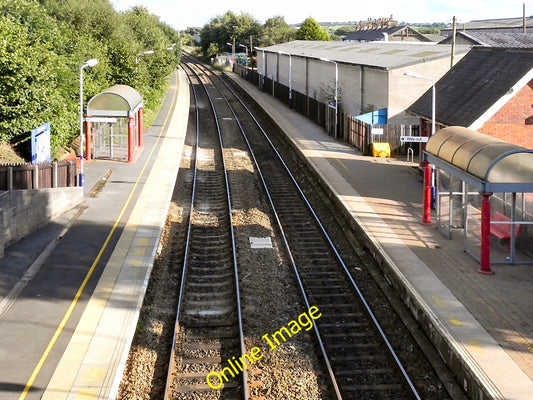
<box><xmin>255</xmin><ymin>40</ymin><xmax>471</xmax><ymax>125</ymax></box>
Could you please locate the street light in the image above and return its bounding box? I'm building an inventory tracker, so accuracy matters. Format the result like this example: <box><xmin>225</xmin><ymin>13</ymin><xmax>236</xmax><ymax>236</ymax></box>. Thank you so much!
<box><xmin>404</xmin><ymin>71</ymin><xmax>435</xmax><ymax>135</ymax></box>
<box><xmin>79</xmin><ymin>58</ymin><xmax>98</xmax><ymax>187</ymax></box>
<box><xmin>135</xmin><ymin>50</ymin><xmax>155</xmax><ymax>64</ymax></box>
<box><xmin>404</xmin><ymin>71</ymin><xmax>436</xmax><ymax>224</ymax></box>
<box><xmin>319</xmin><ymin>57</ymin><xmax>338</xmax><ymax>138</ymax></box>
<box><xmin>226</xmin><ymin>42</ymin><xmax>235</xmax><ymax>55</ymax></box>
<box><xmin>239</xmin><ymin>44</ymin><xmax>248</xmax><ymax>55</ymax></box>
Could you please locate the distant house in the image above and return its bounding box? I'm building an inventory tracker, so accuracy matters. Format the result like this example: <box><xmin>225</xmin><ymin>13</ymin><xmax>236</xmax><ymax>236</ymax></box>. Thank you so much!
<box><xmin>407</xmin><ymin>47</ymin><xmax>533</xmax><ymax>148</ymax></box>
<box><xmin>343</xmin><ymin>26</ymin><xmax>432</xmax><ymax>43</ymax></box>
<box><xmin>439</xmin><ymin>31</ymin><xmax>533</xmax><ymax>47</ymax></box>
<box><xmin>441</xmin><ymin>16</ymin><xmax>533</xmax><ymax>35</ymax></box>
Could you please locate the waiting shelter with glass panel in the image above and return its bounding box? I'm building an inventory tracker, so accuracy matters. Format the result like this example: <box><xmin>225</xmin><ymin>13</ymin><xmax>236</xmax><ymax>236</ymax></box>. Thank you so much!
<box><xmin>423</xmin><ymin>126</ymin><xmax>533</xmax><ymax>274</ymax></box>
<box><xmin>86</xmin><ymin>85</ymin><xmax>144</xmax><ymax>163</ymax></box>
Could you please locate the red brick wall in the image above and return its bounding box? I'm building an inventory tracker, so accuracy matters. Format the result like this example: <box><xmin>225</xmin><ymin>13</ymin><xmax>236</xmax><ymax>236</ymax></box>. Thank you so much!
<box><xmin>478</xmin><ymin>80</ymin><xmax>533</xmax><ymax>149</ymax></box>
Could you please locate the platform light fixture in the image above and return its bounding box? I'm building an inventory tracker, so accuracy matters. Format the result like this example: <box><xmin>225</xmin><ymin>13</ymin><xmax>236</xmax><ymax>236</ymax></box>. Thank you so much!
<box><xmin>79</xmin><ymin>58</ymin><xmax>98</xmax><ymax>187</ymax></box>
<box><xmin>135</xmin><ymin>50</ymin><xmax>155</xmax><ymax>64</ymax></box>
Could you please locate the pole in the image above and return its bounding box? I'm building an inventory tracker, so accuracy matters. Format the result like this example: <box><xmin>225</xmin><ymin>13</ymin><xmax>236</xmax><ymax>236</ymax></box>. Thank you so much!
<box><xmin>479</xmin><ymin>193</ymin><xmax>494</xmax><ymax>274</ymax></box>
<box><xmin>79</xmin><ymin>59</ymin><xmax>98</xmax><ymax>187</ymax></box>
<box><xmin>422</xmin><ymin>162</ymin><xmax>432</xmax><ymax>225</ymax></box>
<box><xmin>451</xmin><ymin>16</ymin><xmax>456</xmax><ymax>69</ymax></box>
<box><xmin>334</xmin><ymin>61</ymin><xmax>338</xmax><ymax>139</ymax></box>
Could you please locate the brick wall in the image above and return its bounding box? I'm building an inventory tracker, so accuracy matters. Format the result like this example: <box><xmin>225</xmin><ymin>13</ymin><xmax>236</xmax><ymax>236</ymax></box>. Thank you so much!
<box><xmin>479</xmin><ymin>80</ymin><xmax>533</xmax><ymax>149</ymax></box>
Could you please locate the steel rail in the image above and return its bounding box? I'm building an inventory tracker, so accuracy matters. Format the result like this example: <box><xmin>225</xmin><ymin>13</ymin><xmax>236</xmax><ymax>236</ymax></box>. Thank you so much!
<box><xmin>170</xmin><ymin>59</ymin><xmax>248</xmax><ymax>399</ymax></box>
<box><xmin>186</xmin><ymin>56</ymin><xmax>421</xmax><ymax>400</ymax></box>
<box><xmin>163</xmin><ymin>65</ymin><xmax>200</xmax><ymax>400</ymax></box>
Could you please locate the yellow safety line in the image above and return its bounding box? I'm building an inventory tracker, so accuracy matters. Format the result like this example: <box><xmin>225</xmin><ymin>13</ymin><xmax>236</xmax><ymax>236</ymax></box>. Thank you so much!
<box><xmin>18</xmin><ymin>73</ymin><xmax>180</xmax><ymax>400</ymax></box>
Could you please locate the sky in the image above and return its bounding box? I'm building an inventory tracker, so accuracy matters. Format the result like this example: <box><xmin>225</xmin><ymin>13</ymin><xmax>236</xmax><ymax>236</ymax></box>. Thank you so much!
<box><xmin>111</xmin><ymin>0</ymin><xmax>532</xmax><ymax>30</ymax></box>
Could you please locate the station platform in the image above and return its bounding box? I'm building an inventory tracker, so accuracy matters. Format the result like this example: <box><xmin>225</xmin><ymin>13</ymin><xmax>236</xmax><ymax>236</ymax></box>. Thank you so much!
<box><xmin>226</xmin><ymin>72</ymin><xmax>533</xmax><ymax>399</ymax></box>
<box><xmin>0</xmin><ymin>68</ymin><xmax>189</xmax><ymax>400</ymax></box>
<box><xmin>2</xmin><ymin>62</ymin><xmax>532</xmax><ymax>400</ymax></box>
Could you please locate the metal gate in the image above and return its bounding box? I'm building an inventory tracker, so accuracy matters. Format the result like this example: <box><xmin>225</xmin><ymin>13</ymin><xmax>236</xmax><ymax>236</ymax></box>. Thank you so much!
<box><xmin>92</xmin><ymin>118</ymin><xmax>129</xmax><ymax>161</ymax></box>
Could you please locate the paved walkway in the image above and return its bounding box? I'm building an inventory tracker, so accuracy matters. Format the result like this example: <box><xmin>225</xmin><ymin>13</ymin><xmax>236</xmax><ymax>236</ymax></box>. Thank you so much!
<box><xmin>40</xmin><ymin>69</ymin><xmax>189</xmax><ymax>400</ymax></box>
<box><xmin>0</xmin><ymin>68</ymin><xmax>188</xmax><ymax>400</ymax></box>
<box><xmin>226</xmin><ymin>72</ymin><xmax>533</xmax><ymax>400</ymax></box>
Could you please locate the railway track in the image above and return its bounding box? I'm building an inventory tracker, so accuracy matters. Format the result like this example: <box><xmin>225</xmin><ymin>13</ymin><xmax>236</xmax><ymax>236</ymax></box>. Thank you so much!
<box><xmin>164</xmin><ymin>61</ymin><xmax>247</xmax><ymax>399</ymax></box>
<box><xmin>165</xmin><ymin>54</ymin><xmax>429</xmax><ymax>399</ymax></box>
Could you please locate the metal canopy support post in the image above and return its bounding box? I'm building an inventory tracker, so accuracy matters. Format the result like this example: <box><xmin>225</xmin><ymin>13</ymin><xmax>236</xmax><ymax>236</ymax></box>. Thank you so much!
<box><xmin>479</xmin><ymin>192</ymin><xmax>494</xmax><ymax>274</ymax></box>
<box><xmin>128</xmin><ymin>116</ymin><xmax>135</xmax><ymax>163</ymax></box>
<box><xmin>510</xmin><ymin>192</ymin><xmax>517</xmax><ymax>264</ymax></box>
<box><xmin>422</xmin><ymin>161</ymin><xmax>432</xmax><ymax>225</ymax></box>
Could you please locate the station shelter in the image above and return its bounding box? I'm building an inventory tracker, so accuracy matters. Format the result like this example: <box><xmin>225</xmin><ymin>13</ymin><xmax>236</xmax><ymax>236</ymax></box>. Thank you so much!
<box><xmin>86</xmin><ymin>85</ymin><xmax>144</xmax><ymax>163</ymax></box>
<box><xmin>423</xmin><ymin>126</ymin><xmax>533</xmax><ymax>274</ymax></box>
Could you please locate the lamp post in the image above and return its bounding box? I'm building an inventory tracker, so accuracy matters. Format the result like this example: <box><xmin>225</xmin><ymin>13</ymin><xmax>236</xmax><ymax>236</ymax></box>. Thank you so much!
<box><xmin>404</xmin><ymin>71</ymin><xmax>435</xmax><ymax>135</ymax></box>
<box><xmin>319</xmin><ymin>57</ymin><xmax>338</xmax><ymax>138</ymax></box>
<box><xmin>79</xmin><ymin>58</ymin><xmax>98</xmax><ymax>187</ymax></box>
<box><xmin>404</xmin><ymin>71</ymin><xmax>436</xmax><ymax>224</ymax></box>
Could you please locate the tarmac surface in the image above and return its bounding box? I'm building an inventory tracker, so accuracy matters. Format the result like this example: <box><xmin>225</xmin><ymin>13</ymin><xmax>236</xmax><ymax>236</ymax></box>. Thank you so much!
<box><xmin>0</xmin><ymin>64</ymin><xmax>532</xmax><ymax>400</ymax></box>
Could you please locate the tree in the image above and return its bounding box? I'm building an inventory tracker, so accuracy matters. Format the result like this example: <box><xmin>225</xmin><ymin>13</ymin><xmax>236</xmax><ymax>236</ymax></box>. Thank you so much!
<box><xmin>0</xmin><ymin>0</ymin><xmax>180</xmax><ymax>158</ymax></box>
<box><xmin>259</xmin><ymin>16</ymin><xmax>296</xmax><ymax>46</ymax></box>
<box><xmin>200</xmin><ymin>11</ymin><xmax>261</xmax><ymax>57</ymax></box>
<box><xmin>296</xmin><ymin>17</ymin><xmax>331</xmax><ymax>41</ymax></box>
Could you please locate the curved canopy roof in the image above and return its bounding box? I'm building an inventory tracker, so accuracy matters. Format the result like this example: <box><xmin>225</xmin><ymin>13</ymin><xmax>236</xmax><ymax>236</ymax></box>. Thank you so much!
<box><xmin>425</xmin><ymin>126</ymin><xmax>533</xmax><ymax>192</ymax></box>
<box><xmin>87</xmin><ymin>85</ymin><xmax>143</xmax><ymax>117</ymax></box>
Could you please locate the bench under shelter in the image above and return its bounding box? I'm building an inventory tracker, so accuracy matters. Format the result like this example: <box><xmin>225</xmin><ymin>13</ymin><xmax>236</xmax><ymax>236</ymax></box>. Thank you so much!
<box><xmin>85</xmin><ymin>85</ymin><xmax>144</xmax><ymax>163</ymax></box>
<box><xmin>423</xmin><ymin>126</ymin><xmax>533</xmax><ymax>274</ymax></box>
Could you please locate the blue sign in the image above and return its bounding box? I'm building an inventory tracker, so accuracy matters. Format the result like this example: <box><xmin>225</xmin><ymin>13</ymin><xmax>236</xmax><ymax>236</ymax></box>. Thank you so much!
<box><xmin>31</xmin><ymin>122</ymin><xmax>51</xmax><ymax>164</ymax></box>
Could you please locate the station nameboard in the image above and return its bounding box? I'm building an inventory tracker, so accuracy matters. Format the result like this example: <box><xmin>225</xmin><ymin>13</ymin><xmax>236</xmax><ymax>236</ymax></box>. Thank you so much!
<box><xmin>31</xmin><ymin>122</ymin><xmax>51</xmax><ymax>164</ymax></box>
<box><xmin>400</xmin><ymin>136</ymin><xmax>429</xmax><ymax>143</ymax></box>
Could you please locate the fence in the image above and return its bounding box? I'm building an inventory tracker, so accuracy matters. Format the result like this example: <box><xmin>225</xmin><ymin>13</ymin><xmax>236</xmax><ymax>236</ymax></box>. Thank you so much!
<box><xmin>0</xmin><ymin>160</ymin><xmax>77</xmax><ymax>190</ymax></box>
<box><xmin>233</xmin><ymin>65</ymin><xmax>420</xmax><ymax>156</ymax></box>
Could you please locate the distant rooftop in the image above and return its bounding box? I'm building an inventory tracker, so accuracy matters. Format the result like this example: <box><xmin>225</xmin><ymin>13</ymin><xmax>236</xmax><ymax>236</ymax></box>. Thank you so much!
<box><xmin>441</xmin><ymin>16</ymin><xmax>533</xmax><ymax>34</ymax></box>
<box><xmin>439</xmin><ymin>31</ymin><xmax>533</xmax><ymax>48</ymax></box>
<box><xmin>343</xmin><ymin>26</ymin><xmax>432</xmax><ymax>42</ymax></box>
<box><xmin>260</xmin><ymin>40</ymin><xmax>471</xmax><ymax>70</ymax></box>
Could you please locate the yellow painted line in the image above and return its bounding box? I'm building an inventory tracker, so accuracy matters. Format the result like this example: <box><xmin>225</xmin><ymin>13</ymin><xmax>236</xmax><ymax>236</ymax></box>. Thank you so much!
<box><xmin>430</xmin><ymin>294</ymin><xmax>446</xmax><ymax>308</ymax></box>
<box><xmin>449</xmin><ymin>318</ymin><xmax>463</xmax><ymax>326</ymax></box>
<box><xmin>335</xmin><ymin>158</ymin><xmax>350</xmax><ymax>171</ymax></box>
<box><xmin>18</xmin><ymin>73</ymin><xmax>180</xmax><ymax>400</ymax></box>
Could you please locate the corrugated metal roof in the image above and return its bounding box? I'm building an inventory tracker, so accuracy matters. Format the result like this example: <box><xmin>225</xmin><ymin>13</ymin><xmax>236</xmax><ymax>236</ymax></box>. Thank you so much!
<box><xmin>87</xmin><ymin>85</ymin><xmax>143</xmax><ymax>117</ymax></box>
<box><xmin>261</xmin><ymin>40</ymin><xmax>471</xmax><ymax>70</ymax></box>
<box><xmin>425</xmin><ymin>126</ymin><xmax>533</xmax><ymax>193</ymax></box>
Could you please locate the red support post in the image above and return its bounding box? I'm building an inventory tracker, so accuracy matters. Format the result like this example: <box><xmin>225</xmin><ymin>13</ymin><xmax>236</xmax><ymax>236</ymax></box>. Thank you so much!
<box><xmin>85</xmin><ymin>117</ymin><xmax>92</xmax><ymax>161</ymax></box>
<box><xmin>479</xmin><ymin>192</ymin><xmax>494</xmax><ymax>274</ymax></box>
<box><xmin>422</xmin><ymin>161</ymin><xmax>432</xmax><ymax>225</ymax></box>
<box><xmin>128</xmin><ymin>116</ymin><xmax>134</xmax><ymax>163</ymax></box>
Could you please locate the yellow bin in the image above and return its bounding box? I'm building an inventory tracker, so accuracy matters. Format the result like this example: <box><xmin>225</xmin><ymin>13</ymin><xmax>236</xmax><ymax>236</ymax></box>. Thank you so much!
<box><xmin>371</xmin><ymin>142</ymin><xmax>391</xmax><ymax>158</ymax></box>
